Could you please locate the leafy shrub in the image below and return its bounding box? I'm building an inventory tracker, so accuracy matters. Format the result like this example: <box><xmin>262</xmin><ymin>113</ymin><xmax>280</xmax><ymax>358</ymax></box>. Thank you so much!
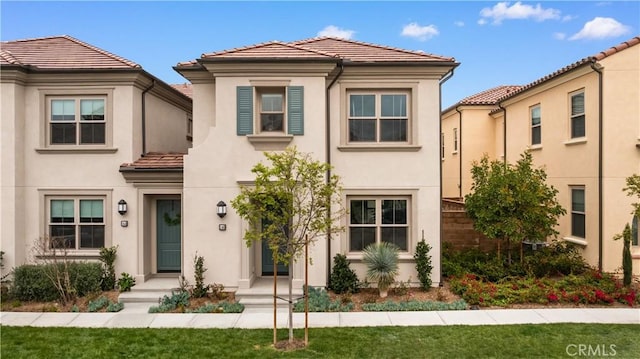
<box><xmin>148</xmin><ymin>291</ymin><xmax>190</xmax><ymax>313</ymax></box>
<box><xmin>363</xmin><ymin>243</ymin><xmax>399</xmax><ymax>297</ymax></box>
<box><xmin>71</xmin><ymin>304</ymin><xmax>80</xmax><ymax>312</ymax></box>
<box><xmin>12</xmin><ymin>262</ymin><xmax>102</xmax><ymax>302</ymax></box>
<box><xmin>106</xmin><ymin>302</ymin><xmax>124</xmax><ymax>312</ymax></box>
<box><xmin>192</xmin><ymin>254</ymin><xmax>210</xmax><ymax>298</ymax></box>
<box><xmin>187</xmin><ymin>301</ymin><xmax>244</xmax><ymax>313</ymax></box>
<box><xmin>293</xmin><ymin>286</ymin><xmax>353</xmax><ymax>312</ymax></box>
<box><xmin>117</xmin><ymin>272</ymin><xmax>136</xmax><ymax>292</ymax></box>
<box><xmin>414</xmin><ymin>240</ymin><xmax>433</xmax><ymax>290</ymax></box>
<box><xmin>523</xmin><ymin>241</ymin><xmax>588</xmax><ymax>277</ymax></box>
<box><xmin>99</xmin><ymin>246</ymin><xmax>118</xmax><ymax>291</ymax></box>
<box><xmin>362</xmin><ymin>299</ymin><xmax>468</xmax><ymax>312</ymax></box>
<box><xmin>329</xmin><ymin>253</ymin><xmax>360</xmax><ymax>294</ymax></box>
<box><xmin>88</xmin><ymin>296</ymin><xmax>109</xmax><ymax>312</ymax></box>
<box><xmin>394</xmin><ymin>278</ymin><xmax>411</xmax><ymax>296</ymax></box>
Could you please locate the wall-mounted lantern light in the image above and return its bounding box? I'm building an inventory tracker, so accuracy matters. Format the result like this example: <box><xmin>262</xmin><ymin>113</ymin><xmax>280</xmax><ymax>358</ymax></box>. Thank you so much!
<box><xmin>118</xmin><ymin>199</ymin><xmax>128</xmax><ymax>215</ymax></box>
<box><xmin>217</xmin><ymin>201</ymin><xmax>227</xmax><ymax>218</ymax></box>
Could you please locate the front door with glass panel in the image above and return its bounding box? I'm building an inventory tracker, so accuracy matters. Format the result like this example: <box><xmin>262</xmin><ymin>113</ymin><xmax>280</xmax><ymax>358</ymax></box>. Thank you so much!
<box><xmin>156</xmin><ymin>199</ymin><xmax>181</xmax><ymax>272</ymax></box>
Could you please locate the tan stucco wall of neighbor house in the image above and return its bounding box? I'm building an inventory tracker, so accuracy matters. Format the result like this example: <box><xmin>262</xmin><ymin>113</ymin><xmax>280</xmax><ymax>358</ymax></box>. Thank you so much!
<box><xmin>442</xmin><ymin>105</ymin><xmax>499</xmax><ymax>198</ymax></box>
<box><xmin>145</xmin><ymin>91</ymin><xmax>191</xmax><ymax>154</ymax></box>
<box><xmin>599</xmin><ymin>45</ymin><xmax>640</xmax><ymax>274</ymax></box>
<box><xmin>1</xmin><ymin>71</ymin><xmax>191</xmax><ymax>280</ymax></box>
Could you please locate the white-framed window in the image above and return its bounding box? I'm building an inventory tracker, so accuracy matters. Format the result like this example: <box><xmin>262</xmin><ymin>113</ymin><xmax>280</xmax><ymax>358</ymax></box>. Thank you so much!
<box><xmin>570</xmin><ymin>187</ymin><xmax>585</xmax><ymax>239</ymax></box>
<box><xmin>570</xmin><ymin>91</ymin><xmax>585</xmax><ymax>139</ymax></box>
<box><xmin>531</xmin><ymin>105</ymin><xmax>541</xmax><ymax>145</ymax></box>
<box><xmin>258</xmin><ymin>88</ymin><xmax>285</xmax><ymax>133</ymax></box>
<box><xmin>48</xmin><ymin>197</ymin><xmax>106</xmax><ymax>249</ymax></box>
<box><xmin>632</xmin><ymin>215</ymin><xmax>638</xmax><ymax>246</ymax></box>
<box><xmin>186</xmin><ymin>115</ymin><xmax>193</xmax><ymax>140</ymax></box>
<box><xmin>441</xmin><ymin>132</ymin><xmax>445</xmax><ymax>159</ymax></box>
<box><xmin>48</xmin><ymin>97</ymin><xmax>106</xmax><ymax>145</ymax></box>
<box><xmin>453</xmin><ymin>128</ymin><xmax>458</xmax><ymax>152</ymax></box>
<box><xmin>348</xmin><ymin>92</ymin><xmax>408</xmax><ymax>143</ymax></box>
<box><xmin>348</xmin><ymin>197</ymin><xmax>409</xmax><ymax>252</ymax></box>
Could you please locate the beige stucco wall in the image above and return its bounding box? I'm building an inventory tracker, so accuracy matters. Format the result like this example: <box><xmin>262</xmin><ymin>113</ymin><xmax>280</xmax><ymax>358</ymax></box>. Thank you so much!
<box><xmin>441</xmin><ymin>109</ymin><xmax>460</xmax><ymax>198</ymax></box>
<box><xmin>145</xmin><ymin>91</ymin><xmax>191</xmax><ymax>153</ymax></box>
<box><xmin>599</xmin><ymin>45</ymin><xmax>640</xmax><ymax>274</ymax></box>
<box><xmin>0</xmin><ymin>71</ymin><xmax>191</xmax><ymax>280</ymax></box>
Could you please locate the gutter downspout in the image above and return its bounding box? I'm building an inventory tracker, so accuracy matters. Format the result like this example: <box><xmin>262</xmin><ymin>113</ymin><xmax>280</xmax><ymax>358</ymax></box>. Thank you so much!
<box><xmin>498</xmin><ymin>102</ymin><xmax>507</xmax><ymax>164</ymax></box>
<box><xmin>590</xmin><ymin>59</ymin><xmax>604</xmax><ymax>272</ymax></box>
<box><xmin>439</xmin><ymin>68</ymin><xmax>455</xmax><ymax>287</ymax></box>
<box><xmin>455</xmin><ymin>106</ymin><xmax>463</xmax><ymax>199</ymax></box>
<box><xmin>141</xmin><ymin>80</ymin><xmax>155</xmax><ymax>157</ymax></box>
<box><xmin>325</xmin><ymin>61</ymin><xmax>344</xmax><ymax>288</ymax></box>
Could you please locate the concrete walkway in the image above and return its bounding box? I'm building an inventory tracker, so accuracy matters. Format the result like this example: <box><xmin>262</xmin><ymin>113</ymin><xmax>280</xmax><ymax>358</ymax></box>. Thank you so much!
<box><xmin>2</xmin><ymin>307</ymin><xmax>638</xmax><ymax>329</ymax></box>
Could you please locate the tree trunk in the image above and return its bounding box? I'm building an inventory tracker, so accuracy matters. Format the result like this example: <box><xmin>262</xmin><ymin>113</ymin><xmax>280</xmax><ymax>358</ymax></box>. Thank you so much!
<box><xmin>288</xmin><ymin>263</ymin><xmax>293</xmax><ymax>343</ymax></box>
<box><xmin>497</xmin><ymin>240</ymin><xmax>501</xmax><ymax>261</ymax></box>
<box><xmin>520</xmin><ymin>241</ymin><xmax>524</xmax><ymax>265</ymax></box>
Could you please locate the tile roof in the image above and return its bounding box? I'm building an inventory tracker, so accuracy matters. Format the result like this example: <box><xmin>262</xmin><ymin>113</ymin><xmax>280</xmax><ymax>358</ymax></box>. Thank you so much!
<box><xmin>458</xmin><ymin>85</ymin><xmax>523</xmax><ymax>106</ymax></box>
<box><xmin>171</xmin><ymin>83</ymin><xmax>193</xmax><ymax>98</ymax></box>
<box><xmin>497</xmin><ymin>35</ymin><xmax>640</xmax><ymax>102</ymax></box>
<box><xmin>292</xmin><ymin>37</ymin><xmax>454</xmax><ymax>62</ymax></box>
<box><xmin>0</xmin><ymin>35</ymin><xmax>140</xmax><ymax>69</ymax></box>
<box><xmin>120</xmin><ymin>153</ymin><xmax>185</xmax><ymax>171</ymax></box>
<box><xmin>178</xmin><ymin>36</ymin><xmax>455</xmax><ymax>67</ymax></box>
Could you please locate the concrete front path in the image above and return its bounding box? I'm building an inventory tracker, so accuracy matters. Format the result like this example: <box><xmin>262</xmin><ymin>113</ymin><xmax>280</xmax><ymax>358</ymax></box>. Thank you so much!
<box><xmin>1</xmin><ymin>308</ymin><xmax>638</xmax><ymax>329</ymax></box>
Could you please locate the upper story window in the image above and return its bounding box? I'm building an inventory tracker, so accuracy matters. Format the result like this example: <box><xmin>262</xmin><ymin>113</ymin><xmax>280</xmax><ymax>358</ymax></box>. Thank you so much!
<box><xmin>570</xmin><ymin>91</ymin><xmax>585</xmax><ymax>139</ymax></box>
<box><xmin>348</xmin><ymin>93</ymin><xmax>408</xmax><ymax>143</ymax></box>
<box><xmin>348</xmin><ymin>197</ymin><xmax>409</xmax><ymax>252</ymax></box>
<box><xmin>236</xmin><ymin>85</ymin><xmax>304</xmax><ymax>137</ymax></box>
<box><xmin>453</xmin><ymin>128</ymin><xmax>458</xmax><ymax>152</ymax></box>
<box><xmin>186</xmin><ymin>115</ymin><xmax>193</xmax><ymax>141</ymax></box>
<box><xmin>531</xmin><ymin>105</ymin><xmax>541</xmax><ymax>145</ymax></box>
<box><xmin>441</xmin><ymin>132</ymin><xmax>445</xmax><ymax>159</ymax></box>
<box><xmin>50</xmin><ymin>98</ymin><xmax>105</xmax><ymax>145</ymax></box>
<box><xmin>48</xmin><ymin>197</ymin><xmax>105</xmax><ymax>250</ymax></box>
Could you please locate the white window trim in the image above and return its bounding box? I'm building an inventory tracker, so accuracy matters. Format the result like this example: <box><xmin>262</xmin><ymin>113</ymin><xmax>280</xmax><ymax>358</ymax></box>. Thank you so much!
<box><xmin>342</xmin><ymin>188</ymin><xmax>418</xmax><ymax>260</ymax></box>
<box><xmin>37</xmin><ymin>87</ymin><xmax>115</xmax><ymax>152</ymax></box>
<box><xmin>39</xmin><ymin>189</ymin><xmax>112</xmax><ymax>255</ymax></box>
<box><xmin>256</xmin><ymin>87</ymin><xmax>287</xmax><ymax>135</ymax></box>
<box><xmin>569</xmin><ymin>90</ymin><xmax>586</xmax><ymax>140</ymax></box>
<box><xmin>339</xmin><ymin>82</ymin><xmax>419</xmax><ymax>151</ymax></box>
<box><xmin>569</xmin><ymin>186</ymin><xmax>586</xmax><ymax>240</ymax></box>
<box><xmin>452</xmin><ymin>128</ymin><xmax>458</xmax><ymax>154</ymax></box>
<box><xmin>530</xmin><ymin>104</ymin><xmax>541</xmax><ymax>146</ymax></box>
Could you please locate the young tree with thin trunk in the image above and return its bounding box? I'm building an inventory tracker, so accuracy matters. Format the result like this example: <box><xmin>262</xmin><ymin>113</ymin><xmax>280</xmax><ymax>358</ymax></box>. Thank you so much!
<box><xmin>465</xmin><ymin>151</ymin><xmax>566</xmax><ymax>265</ymax></box>
<box><xmin>231</xmin><ymin>147</ymin><xmax>345</xmax><ymax>345</ymax></box>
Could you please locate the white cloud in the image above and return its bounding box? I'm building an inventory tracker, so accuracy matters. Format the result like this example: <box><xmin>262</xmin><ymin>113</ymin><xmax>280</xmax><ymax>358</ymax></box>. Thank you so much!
<box><xmin>478</xmin><ymin>18</ymin><xmax>488</xmax><ymax>26</ymax></box>
<box><xmin>596</xmin><ymin>2</ymin><xmax>612</xmax><ymax>6</ymax></box>
<box><xmin>454</xmin><ymin>21</ymin><xmax>465</xmax><ymax>27</ymax></box>
<box><xmin>317</xmin><ymin>25</ymin><xmax>355</xmax><ymax>39</ymax></box>
<box><xmin>479</xmin><ymin>2</ymin><xmax>561</xmax><ymax>25</ymax></box>
<box><xmin>553</xmin><ymin>32</ymin><xmax>567</xmax><ymax>40</ymax></box>
<box><xmin>562</xmin><ymin>15</ymin><xmax>577</xmax><ymax>22</ymax></box>
<box><xmin>401</xmin><ymin>22</ymin><xmax>439</xmax><ymax>41</ymax></box>
<box><xmin>569</xmin><ymin>17</ymin><xmax>631</xmax><ymax>40</ymax></box>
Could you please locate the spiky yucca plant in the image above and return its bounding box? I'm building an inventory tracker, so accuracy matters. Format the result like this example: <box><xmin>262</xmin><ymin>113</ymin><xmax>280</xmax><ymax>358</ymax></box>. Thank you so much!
<box><xmin>363</xmin><ymin>242</ymin><xmax>399</xmax><ymax>298</ymax></box>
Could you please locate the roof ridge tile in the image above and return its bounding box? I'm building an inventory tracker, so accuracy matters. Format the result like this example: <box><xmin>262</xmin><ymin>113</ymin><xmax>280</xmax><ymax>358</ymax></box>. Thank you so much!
<box><xmin>61</xmin><ymin>35</ymin><xmax>141</xmax><ymax>68</ymax></box>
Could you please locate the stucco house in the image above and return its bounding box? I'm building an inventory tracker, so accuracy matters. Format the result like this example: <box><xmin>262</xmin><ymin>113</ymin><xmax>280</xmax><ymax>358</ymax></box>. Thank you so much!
<box><xmin>442</xmin><ymin>36</ymin><xmax>640</xmax><ymax>274</ymax></box>
<box><xmin>0</xmin><ymin>36</ymin><xmax>192</xmax><ymax>280</ymax></box>
<box><xmin>1</xmin><ymin>36</ymin><xmax>457</xmax><ymax>300</ymax></box>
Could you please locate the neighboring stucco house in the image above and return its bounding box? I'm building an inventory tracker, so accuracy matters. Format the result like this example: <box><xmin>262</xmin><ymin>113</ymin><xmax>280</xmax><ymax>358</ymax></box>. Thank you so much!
<box><xmin>0</xmin><ymin>36</ymin><xmax>192</xmax><ymax>279</ymax></box>
<box><xmin>442</xmin><ymin>36</ymin><xmax>640</xmax><ymax>274</ymax></box>
<box><xmin>174</xmin><ymin>38</ymin><xmax>457</xmax><ymax>290</ymax></box>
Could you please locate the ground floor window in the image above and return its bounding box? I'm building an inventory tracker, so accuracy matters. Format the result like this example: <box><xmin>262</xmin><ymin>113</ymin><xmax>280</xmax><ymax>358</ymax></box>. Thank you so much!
<box><xmin>48</xmin><ymin>196</ymin><xmax>105</xmax><ymax>249</ymax></box>
<box><xmin>348</xmin><ymin>197</ymin><xmax>409</xmax><ymax>251</ymax></box>
<box><xmin>570</xmin><ymin>187</ymin><xmax>585</xmax><ymax>239</ymax></box>
<box><xmin>632</xmin><ymin>215</ymin><xmax>638</xmax><ymax>246</ymax></box>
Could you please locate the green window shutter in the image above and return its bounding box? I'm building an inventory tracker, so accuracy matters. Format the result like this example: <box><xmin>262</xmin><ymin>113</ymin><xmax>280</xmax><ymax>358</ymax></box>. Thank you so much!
<box><xmin>287</xmin><ymin>86</ymin><xmax>304</xmax><ymax>135</ymax></box>
<box><xmin>237</xmin><ymin>86</ymin><xmax>253</xmax><ymax>135</ymax></box>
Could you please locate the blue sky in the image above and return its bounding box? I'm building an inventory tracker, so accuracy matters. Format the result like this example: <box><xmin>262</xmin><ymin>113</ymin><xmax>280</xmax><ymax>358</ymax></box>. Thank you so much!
<box><xmin>1</xmin><ymin>1</ymin><xmax>638</xmax><ymax>107</ymax></box>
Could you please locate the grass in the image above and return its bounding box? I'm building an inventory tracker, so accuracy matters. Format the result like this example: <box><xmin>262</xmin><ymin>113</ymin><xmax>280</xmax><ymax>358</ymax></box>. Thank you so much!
<box><xmin>2</xmin><ymin>324</ymin><xmax>639</xmax><ymax>358</ymax></box>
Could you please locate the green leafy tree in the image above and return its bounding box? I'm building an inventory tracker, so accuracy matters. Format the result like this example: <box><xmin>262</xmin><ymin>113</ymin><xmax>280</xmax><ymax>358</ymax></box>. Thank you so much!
<box><xmin>623</xmin><ymin>174</ymin><xmax>640</xmax><ymax>218</ymax></box>
<box><xmin>231</xmin><ymin>147</ymin><xmax>345</xmax><ymax>344</ymax></box>
<box><xmin>465</xmin><ymin>151</ymin><xmax>566</xmax><ymax>264</ymax></box>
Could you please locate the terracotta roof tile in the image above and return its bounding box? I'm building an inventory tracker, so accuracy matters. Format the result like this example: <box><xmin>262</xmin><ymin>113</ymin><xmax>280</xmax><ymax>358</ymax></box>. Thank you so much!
<box><xmin>171</xmin><ymin>83</ymin><xmax>193</xmax><ymax>98</ymax></box>
<box><xmin>177</xmin><ymin>37</ymin><xmax>455</xmax><ymax>67</ymax></box>
<box><xmin>292</xmin><ymin>37</ymin><xmax>454</xmax><ymax>62</ymax></box>
<box><xmin>201</xmin><ymin>40</ymin><xmax>339</xmax><ymax>60</ymax></box>
<box><xmin>0</xmin><ymin>35</ymin><xmax>140</xmax><ymax>69</ymax></box>
<box><xmin>120</xmin><ymin>153</ymin><xmax>185</xmax><ymax>170</ymax></box>
<box><xmin>498</xmin><ymin>35</ymin><xmax>640</xmax><ymax>102</ymax></box>
<box><xmin>459</xmin><ymin>85</ymin><xmax>522</xmax><ymax>105</ymax></box>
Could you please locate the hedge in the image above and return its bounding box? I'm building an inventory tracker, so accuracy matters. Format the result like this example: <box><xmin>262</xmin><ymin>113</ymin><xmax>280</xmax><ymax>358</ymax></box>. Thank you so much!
<box><xmin>12</xmin><ymin>262</ymin><xmax>102</xmax><ymax>301</ymax></box>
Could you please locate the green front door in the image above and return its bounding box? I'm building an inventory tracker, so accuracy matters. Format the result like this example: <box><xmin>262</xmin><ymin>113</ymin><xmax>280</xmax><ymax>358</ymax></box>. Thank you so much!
<box><xmin>157</xmin><ymin>199</ymin><xmax>181</xmax><ymax>272</ymax></box>
<box><xmin>261</xmin><ymin>218</ymin><xmax>288</xmax><ymax>276</ymax></box>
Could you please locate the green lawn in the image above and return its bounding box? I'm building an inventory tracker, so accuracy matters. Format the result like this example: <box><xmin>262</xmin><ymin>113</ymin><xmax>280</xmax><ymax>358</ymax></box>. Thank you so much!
<box><xmin>2</xmin><ymin>324</ymin><xmax>638</xmax><ymax>358</ymax></box>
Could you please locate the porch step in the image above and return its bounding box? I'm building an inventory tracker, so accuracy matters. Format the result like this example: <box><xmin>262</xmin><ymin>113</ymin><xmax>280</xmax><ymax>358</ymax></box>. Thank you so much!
<box><xmin>235</xmin><ymin>281</ymin><xmax>304</xmax><ymax>309</ymax></box>
<box><xmin>118</xmin><ymin>290</ymin><xmax>174</xmax><ymax>304</ymax></box>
